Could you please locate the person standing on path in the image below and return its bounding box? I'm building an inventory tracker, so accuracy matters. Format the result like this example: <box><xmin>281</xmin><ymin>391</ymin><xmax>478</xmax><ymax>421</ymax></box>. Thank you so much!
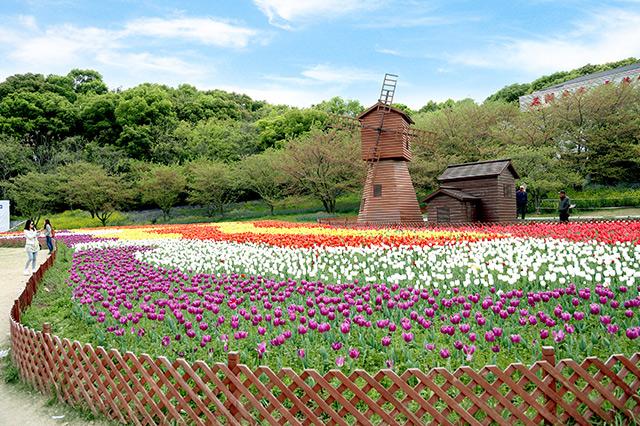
<box><xmin>558</xmin><ymin>191</ymin><xmax>571</xmax><ymax>222</ymax></box>
<box><xmin>516</xmin><ymin>185</ymin><xmax>528</xmax><ymax>220</ymax></box>
<box><xmin>23</xmin><ymin>219</ymin><xmax>41</xmax><ymax>275</ymax></box>
<box><xmin>43</xmin><ymin>218</ymin><xmax>55</xmax><ymax>254</ymax></box>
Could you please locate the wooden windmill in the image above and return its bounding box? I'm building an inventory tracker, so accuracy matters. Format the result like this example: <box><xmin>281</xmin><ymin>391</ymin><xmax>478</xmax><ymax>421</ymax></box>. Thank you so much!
<box><xmin>349</xmin><ymin>74</ymin><xmax>425</xmax><ymax>225</ymax></box>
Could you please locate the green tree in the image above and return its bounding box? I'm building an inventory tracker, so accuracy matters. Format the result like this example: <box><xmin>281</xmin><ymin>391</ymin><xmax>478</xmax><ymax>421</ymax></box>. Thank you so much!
<box><xmin>116</xmin><ymin>125</ymin><xmax>153</xmax><ymax>160</ymax></box>
<box><xmin>76</xmin><ymin>92</ymin><xmax>121</xmax><ymax>145</ymax></box>
<box><xmin>390</xmin><ymin>103</ymin><xmax>415</xmax><ymax>116</ymax></box>
<box><xmin>115</xmin><ymin>84</ymin><xmax>176</xmax><ymax>128</ymax></box>
<box><xmin>506</xmin><ymin>145</ymin><xmax>582</xmax><ymax>213</ymax></box>
<box><xmin>238</xmin><ymin>149</ymin><xmax>288</xmax><ymax>215</ymax></box>
<box><xmin>280</xmin><ymin>129</ymin><xmax>363</xmax><ymax>213</ymax></box>
<box><xmin>0</xmin><ymin>91</ymin><xmax>77</xmax><ymax>141</ymax></box>
<box><xmin>67</xmin><ymin>69</ymin><xmax>108</xmax><ymax>95</ymax></box>
<box><xmin>485</xmin><ymin>83</ymin><xmax>530</xmax><ymax>103</ymax></box>
<box><xmin>0</xmin><ymin>73</ymin><xmax>49</xmax><ymax>99</ymax></box>
<box><xmin>256</xmin><ymin>108</ymin><xmax>328</xmax><ymax>150</ymax></box>
<box><xmin>313</xmin><ymin>96</ymin><xmax>364</xmax><ymax>117</ymax></box>
<box><xmin>186</xmin><ymin>160</ymin><xmax>238</xmax><ymax>216</ymax></box>
<box><xmin>0</xmin><ymin>135</ymin><xmax>33</xmax><ymax>197</ymax></box>
<box><xmin>182</xmin><ymin>118</ymin><xmax>259</xmax><ymax>162</ymax></box>
<box><xmin>7</xmin><ymin>171</ymin><xmax>58</xmax><ymax>225</ymax></box>
<box><xmin>61</xmin><ymin>163</ymin><xmax>129</xmax><ymax>226</ymax></box>
<box><xmin>413</xmin><ymin>100</ymin><xmax>518</xmax><ymax>163</ymax></box>
<box><xmin>114</xmin><ymin>84</ymin><xmax>178</xmax><ymax>160</ymax></box>
<box><xmin>140</xmin><ymin>164</ymin><xmax>186</xmax><ymax>220</ymax></box>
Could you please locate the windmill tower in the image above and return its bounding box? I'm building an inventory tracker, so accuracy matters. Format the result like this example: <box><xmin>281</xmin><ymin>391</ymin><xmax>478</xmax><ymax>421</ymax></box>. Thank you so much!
<box><xmin>356</xmin><ymin>74</ymin><xmax>424</xmax><ymax>224</ymax></box>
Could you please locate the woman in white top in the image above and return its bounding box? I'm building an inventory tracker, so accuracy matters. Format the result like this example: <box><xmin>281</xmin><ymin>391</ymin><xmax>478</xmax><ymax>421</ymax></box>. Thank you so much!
<box><xmin>23</xmin><ymin>219</ymin><xmax>41</xmax><ymax>275</ymax></box>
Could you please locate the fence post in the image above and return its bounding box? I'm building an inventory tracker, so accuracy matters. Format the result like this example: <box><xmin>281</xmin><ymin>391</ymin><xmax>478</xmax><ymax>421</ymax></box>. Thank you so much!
<box><xmin>541</xmin><ymin>346</ymin><xmax>557</xmax><ymax>422</ymax></box>
<box><xmin>227</xmin><ymin>352</ymin><xmax>240</xmax><ymax>417</ymax></box>
<box><xmin>40</xmin><ymin>323</ymin><xmax>53</xmax><ymax>392</ymax></box>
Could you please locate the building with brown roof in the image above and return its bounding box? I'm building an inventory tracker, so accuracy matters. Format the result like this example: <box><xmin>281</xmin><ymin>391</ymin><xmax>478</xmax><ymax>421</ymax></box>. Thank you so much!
<box><xmin>423</xmin><ymin>159</ymin><xmax>519</xmax><ymax>223</ymax></box>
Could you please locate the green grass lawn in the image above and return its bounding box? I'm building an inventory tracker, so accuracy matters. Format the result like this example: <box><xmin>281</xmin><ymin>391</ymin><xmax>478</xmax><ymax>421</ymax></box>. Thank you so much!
<box><xmin>20</xmin><ymin>194</ymin><xmax>361</xmax><ymax>230</ymax></box>
<box><xmin>529</xmin><ymin>207</ymin><xmax>640</xmax><ymax>219</ymax></box>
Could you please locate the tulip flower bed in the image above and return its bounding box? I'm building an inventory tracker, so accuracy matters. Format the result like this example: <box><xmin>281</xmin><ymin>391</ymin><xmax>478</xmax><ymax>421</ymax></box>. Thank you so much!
<box><xmin>19</xmin><ymin>220</ymin><xmax>640</xmax><ymax>374</ymax></box>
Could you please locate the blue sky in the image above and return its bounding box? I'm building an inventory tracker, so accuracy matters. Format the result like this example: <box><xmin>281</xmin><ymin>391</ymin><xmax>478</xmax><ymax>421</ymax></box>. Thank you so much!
<box><xmin>1</xmin><ymin>0</ymin><xmax>639</xmax><ymax>108</ymax></box>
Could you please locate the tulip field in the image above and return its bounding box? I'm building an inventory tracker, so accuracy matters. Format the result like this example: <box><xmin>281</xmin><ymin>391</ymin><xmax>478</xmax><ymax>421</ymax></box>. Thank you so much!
<box><xmin>13</xmin><ymin>220</ymin><xmax>640</xmax><ymax>373</ymax></box>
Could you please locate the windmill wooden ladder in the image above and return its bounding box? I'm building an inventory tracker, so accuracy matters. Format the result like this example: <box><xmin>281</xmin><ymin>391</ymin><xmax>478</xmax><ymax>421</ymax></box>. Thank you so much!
<box><xmin>359</xmin><ymin>74</ymin><xmax>398</xmax><ymax>215</ymax></box>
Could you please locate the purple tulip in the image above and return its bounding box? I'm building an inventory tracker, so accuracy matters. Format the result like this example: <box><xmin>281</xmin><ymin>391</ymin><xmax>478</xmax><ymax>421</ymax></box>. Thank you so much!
<box><xmin>552</xmin><ymin>330</ymin><xmax>565</xmax><ymax>343</ymax></box>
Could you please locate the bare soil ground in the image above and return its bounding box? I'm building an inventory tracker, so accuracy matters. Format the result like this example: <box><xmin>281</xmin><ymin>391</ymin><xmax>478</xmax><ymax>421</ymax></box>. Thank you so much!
<box><xmin>0</xmin><ymin>248</ymin><xmax>111</xmax><ymax>425</ymax></box>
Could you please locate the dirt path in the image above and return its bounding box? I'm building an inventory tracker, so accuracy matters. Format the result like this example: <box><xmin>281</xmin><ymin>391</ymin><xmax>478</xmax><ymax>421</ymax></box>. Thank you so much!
<box><xmin>0</xmin><ymin>248</ymin><xmax>109</xmax><ymax>425</ymax></box>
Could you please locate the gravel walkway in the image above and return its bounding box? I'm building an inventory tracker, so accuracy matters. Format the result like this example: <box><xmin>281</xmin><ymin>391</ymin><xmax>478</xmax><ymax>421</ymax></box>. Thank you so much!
<box><xmin>0</xmin><ymin>248</ymin><xmax>110</xmax><ymax>426</ymax></box>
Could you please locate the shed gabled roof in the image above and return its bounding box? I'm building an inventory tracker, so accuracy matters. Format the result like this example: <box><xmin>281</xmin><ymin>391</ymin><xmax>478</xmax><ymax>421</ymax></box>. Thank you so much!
<box><xmin>438</xmin><ymin>159</ymin><xmax>519</xmax><ymax>182</ymax></box>
<box><xmin>357</xmin><ymin>102</ymin><xmax>414</xmax><ymax>124</ymax></box>
<box><xmin>422</xmin><ymin>187</ymin><xmax>480</xmax><ymax>203</ymax></box>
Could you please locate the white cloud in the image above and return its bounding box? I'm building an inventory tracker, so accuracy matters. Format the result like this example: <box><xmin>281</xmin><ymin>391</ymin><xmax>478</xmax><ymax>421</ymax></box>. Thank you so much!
<box><xmin>375</xmin><ymin>47</ymin><xmax>402</xmax><ymax>56</ymax></box>
<box><xmin>361</xmin><ymin>14</ymin><xmax>480</xmax><ymax>29</ymax></box>
<box><xmin>0</xmin><ymin>15</ymin><xmax>262</xmax><ymax>89</ymax></box>
<box><xmin>234</xmin><ymin>64</ymin><xmax>384</xmax><ymax>107</ymax></box>
<box><xmin>8</xmin><ymin>24</ymin><xmax>121</xmax><ymax>65</ymax></box>
<box><xmin>253</xmin><ymin>0</ymin><xmax>384</xmax><ymax>28</ymax></box>
<box><xmin>96</xmin><ymin>52</ymin><xmax>207</xmax><ymax>80</ymax></box>
<box><xmin>301</xmin><ymin>64</ymin><xmax>380</xmax><ymax>84</ymax></box>
<box><xmin>449</xmin><ymin>8</ymin><xmax>640</xmax><ymax>75</ymax></box>
<box><xmin>125</xmin><ymin>17</ymin><xmax>258</xmax><ymax>49</ymax></box>
<box><xmin>219</xmin><ymin>84</ymin><xmax>330</xmax><ymax>107</ymax></box>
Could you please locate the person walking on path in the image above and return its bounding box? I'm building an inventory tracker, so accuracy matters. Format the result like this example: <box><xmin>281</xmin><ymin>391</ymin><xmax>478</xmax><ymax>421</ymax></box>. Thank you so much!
<box><xmin>516</xmin><ymin>185</ymin><xmax>528</xmax><ymax>220</ymax></box>
<box><xmin>23</xmin><ymin>219</ymin><xmax>41</xmax><ymax>275</ymax></box>
<box><xmin>43</xmin><ymin>218</ymin><xmax>55</xmax><ymax>254</ymax></box>
<box><xmin>558</xmin><ymin>191</ymin><xmax>571</xmax><ymax>222</ymax></box>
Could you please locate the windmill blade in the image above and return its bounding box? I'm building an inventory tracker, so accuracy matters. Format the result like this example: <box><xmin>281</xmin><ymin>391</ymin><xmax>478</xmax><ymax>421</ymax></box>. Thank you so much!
<box><xmin>325</xmin><ymin>113</ymin><xmax>362</xmax><ymax>132</ymax></box>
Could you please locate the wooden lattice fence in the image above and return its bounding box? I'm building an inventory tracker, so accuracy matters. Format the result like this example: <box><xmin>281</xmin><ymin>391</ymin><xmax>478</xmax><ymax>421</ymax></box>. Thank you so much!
<box><xmin>9</xmin><ymin>253</ymin><xmax>640</xmax><ymax>425</ymax></box>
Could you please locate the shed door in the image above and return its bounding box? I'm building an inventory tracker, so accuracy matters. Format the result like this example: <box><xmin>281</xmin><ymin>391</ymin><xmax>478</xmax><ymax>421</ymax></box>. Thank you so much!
<box><xmin>437</xmin><ymin>207</ymin><xmax>450</xmax><ymax>223</ymax></box>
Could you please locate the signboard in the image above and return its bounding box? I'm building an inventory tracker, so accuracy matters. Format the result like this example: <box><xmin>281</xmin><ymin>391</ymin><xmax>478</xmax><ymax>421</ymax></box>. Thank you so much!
<box><xmin>0</xmin><ymin>200</ymin><xmax>9</xmax><ymax>232</ymax></box>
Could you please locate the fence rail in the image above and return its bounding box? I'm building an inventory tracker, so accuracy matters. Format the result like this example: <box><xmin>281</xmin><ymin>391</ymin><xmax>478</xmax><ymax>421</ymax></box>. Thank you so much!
<box><xmin>9</xmin><ymin>252</ymin><xmax>640</xmax><ymax>425</ymax></box>
<box><xmin>317</xmin><ymin>216</ymin><xmax>640</xmax><ymax>228</ymax></box>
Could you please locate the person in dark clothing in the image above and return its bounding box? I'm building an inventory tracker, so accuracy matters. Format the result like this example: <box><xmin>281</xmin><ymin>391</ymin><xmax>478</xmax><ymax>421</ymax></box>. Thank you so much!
<box><xmin>516</xmin><ymin>185</ymin><xmax>528</xmax><ymax>219</ymax></box>
<box><xmin>558</xmin><ymin>191</ymin><xmax>571</xmax><ymax>222</ymax></box>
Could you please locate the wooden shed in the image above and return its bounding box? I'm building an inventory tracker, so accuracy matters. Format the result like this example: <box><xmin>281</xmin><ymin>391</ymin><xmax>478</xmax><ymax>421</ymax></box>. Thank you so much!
<box><xmin>423</xmin><ymin>159</ymin><xmax>519</xmax><ymax>223</ymax></box>
<box><xmin>423</xmin><ymin>187</ymin><xmax>480</xmax><ymax>223</ymax></box>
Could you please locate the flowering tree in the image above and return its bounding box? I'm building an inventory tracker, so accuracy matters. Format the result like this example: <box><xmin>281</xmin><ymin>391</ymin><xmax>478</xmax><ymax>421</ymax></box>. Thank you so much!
<box><xmin>186</xmin><ymin>160</ymin><xmax>238</xmax><ymax>217</ymax></box>
<box><xmin>140</xmin><ymin>164</ymin><xmax>186</xmax><ymax>220</ymax></box>
<box><xmin>280</xmin><ymin>129</ymin><xmax>363</xmax><ymax>213</ymax></box>
<box><xmin>237</xmin><ymin>149</ymin><xmax>287</xmax><ymax>215</ymax></box>
<box><xmin>62</xmin><ymin>162</ymin><xmax>130</xmax><ymax>226</ymax></box>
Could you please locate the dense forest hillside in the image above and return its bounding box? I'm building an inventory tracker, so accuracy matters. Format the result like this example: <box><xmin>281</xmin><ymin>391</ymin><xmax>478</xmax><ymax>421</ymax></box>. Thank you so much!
<box><xmin>1</xmin><ymin>61</ymin><xmax>639</xmax><ymax>224</ymax></box>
